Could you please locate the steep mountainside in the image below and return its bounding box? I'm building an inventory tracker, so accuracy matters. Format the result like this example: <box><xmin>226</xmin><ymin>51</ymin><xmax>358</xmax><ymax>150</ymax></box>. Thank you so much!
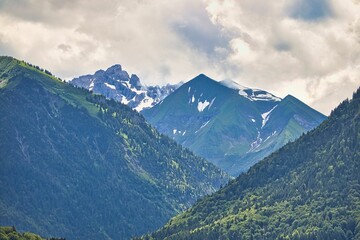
<box><xmin>70</xmin><ymin>64</ymin><xmax>181</xmax><ymax>111</ymax></box>
<box><xmin>0</xmin><ymin>57</ymin><xmax>229</xmax><ymax>240</ymax></box>
<box><xmin>140</xmin><ymin>87</ymin><xmax>360</xmax><ymax>240</ymax></box>
<box><xmin>143</xmin><ymin>74</ymin><xmax>326</xmax><ymax>176</ymax></box>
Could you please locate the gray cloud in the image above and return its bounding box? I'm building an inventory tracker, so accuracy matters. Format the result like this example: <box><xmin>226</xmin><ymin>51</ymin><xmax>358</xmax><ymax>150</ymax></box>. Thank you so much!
<box><xmin>172</xmin><ymin>4</ymin><xmax>231</xmax><ymax>57</ymax></box>
<box><xmin>0</xmin><ymin>0</ymin><xmax>359</xmax><ymax>115</ymax></box>
<box><xmin>204</xmin><ymin>0</ymin><xmax>360</xmax><ymax>114</ymax></box>
<box><xmin>58</xmin><ymin>44</ymin><xmax>72</xmax><ymax>53</ymax></box>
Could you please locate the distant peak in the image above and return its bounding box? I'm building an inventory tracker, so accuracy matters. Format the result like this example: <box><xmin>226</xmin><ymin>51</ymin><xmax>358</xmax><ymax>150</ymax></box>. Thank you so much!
<box><xmin>191</xmin><ymin>73</ymin><xmax>216</xmax><ymax>83</ymax></box>
<box><xmin>283</xmin><ymin>94</ymin><xmax>298</xmax><ymax>102</ymax></box>
<box><xmin>198</xmin><ymin>73</ymin><xmax>207</xmax><ymax>78</ymax></box>
<box><xmin>94</xmin><ymin>69</ymin><xmax>105</xmax><ymax>75</ymax></box>
<box><xmin>105</xmin><ymin>64</ymin><xmax>122</xmax><ymax>73</ymax></box>
<box><xmin>282</xmin><ymin>94</ymin><xmax>314</xmax><ymax>108</ymax></box>
<box><xmin>129</xmin><ymin>74</ymin><xmax>141</xmax><ymax>89</ymax></box>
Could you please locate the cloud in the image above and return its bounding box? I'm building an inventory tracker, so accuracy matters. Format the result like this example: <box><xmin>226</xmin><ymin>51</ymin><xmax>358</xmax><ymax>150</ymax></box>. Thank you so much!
<box><xmin>0</xmin><ymin>0</ymin><xmax>220</xmax><ymax>81</ymax></box>
<box><xmin>204</xmin><ymin>0</ymin><xmax>360</xmax><ymax>114</ymax></box>
<box><xmin>57</xmin><ymin>44</ymin><xmax>72</xmax><ymax>53</ymax></box>
<box><xmin>171</xmin><ymin>5</ymin><xmax>231</xmax><ymax>57</ymax></box>
<box><xmin>0</xmin><ymin>0</ymin><xmax>359</xmax><ymax>114</ymax></box>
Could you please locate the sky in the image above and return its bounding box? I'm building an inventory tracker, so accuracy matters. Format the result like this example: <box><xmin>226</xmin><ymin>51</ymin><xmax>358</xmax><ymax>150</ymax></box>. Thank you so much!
<box><xmin>0</xmin><ymin>0</ymin><xmax>359</xmax><ymax>115</ymax></box>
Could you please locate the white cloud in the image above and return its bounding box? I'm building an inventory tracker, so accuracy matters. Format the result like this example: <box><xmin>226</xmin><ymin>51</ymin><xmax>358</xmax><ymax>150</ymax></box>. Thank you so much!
<box><xmin>204</xmin><ymin>0</ymin><xmax>360</xmax><ymax>114</ymax></box>
<box><xmin>0</xmin><ymin>0</ymin><xmax>359</xmax><ymax>114</ymax></box>
<box><xmin>0</xmin><ymin>0</ymin><xmax>219</xmax><ymax>82</ymax></box>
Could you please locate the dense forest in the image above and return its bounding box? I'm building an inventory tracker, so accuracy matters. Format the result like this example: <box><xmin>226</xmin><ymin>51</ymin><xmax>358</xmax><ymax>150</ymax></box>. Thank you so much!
<box><xmin>0</xmin><ymin>56</ymin><xmax>228</xmax><ymax>240</ymax></box>
<box><xmin>139</xmin><ymin>87</ymin><xmax>360</xmax><ymax>239</ymax></box>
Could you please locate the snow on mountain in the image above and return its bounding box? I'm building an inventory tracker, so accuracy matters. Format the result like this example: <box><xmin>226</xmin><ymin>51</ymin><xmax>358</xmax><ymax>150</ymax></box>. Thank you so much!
<box><xmin>70</xmin><ymin>64</ymin><xmax>181</xmax><ymax>112</ymax></box>
<box><xmin>261</xmin><ymin>106</ymin><xmax>277</xmax><ymax>128</ymax></box>
<box><xmin>104</xmin><ymin>82</ymin><xmax>116</xmax><ymax>90</ymax></box>
<box><xmin>197</xmin><ymin>100</ymin><xmax>210</xmax><ymax>112</ymax></box>
<box><xmin>220</xmin><ymin>80</ymin><xmax>281</xmax><ymax>102</ymax></box>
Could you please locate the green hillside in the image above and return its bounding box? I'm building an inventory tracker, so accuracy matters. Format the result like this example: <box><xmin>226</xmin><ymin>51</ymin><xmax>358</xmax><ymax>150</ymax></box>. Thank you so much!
<box><xmin>139</xmin><ymin>87</ymin><xmax>360</xmax><ymax>239</ymax></box>
<box><xmin>0</xmin><ymin>226</ymin><xmax>44</xmax><ymax>240</ymax></box>
<box><xmin>143</xmin><ymin>74</ymin><xmax>326</xmax><ymax>176</ymax></box>
<box><xmin>0</xmin><ymin>56</ymin><xmax>229</xmax><ymax>240</ymax></box>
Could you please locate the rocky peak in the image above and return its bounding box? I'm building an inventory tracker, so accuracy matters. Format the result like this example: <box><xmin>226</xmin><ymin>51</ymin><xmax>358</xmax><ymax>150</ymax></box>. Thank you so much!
<box><xmin>130</xmin><ymin>74</ymin><xmax>142</xmax><ymax>90</ymax></box>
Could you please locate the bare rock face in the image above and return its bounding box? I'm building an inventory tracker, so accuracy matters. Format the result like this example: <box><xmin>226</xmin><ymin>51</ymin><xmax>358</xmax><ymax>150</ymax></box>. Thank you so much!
<box><xmin>70</xmin><ymin>65</ymin><xmax>181</xmax><ymax>112</ymax></box>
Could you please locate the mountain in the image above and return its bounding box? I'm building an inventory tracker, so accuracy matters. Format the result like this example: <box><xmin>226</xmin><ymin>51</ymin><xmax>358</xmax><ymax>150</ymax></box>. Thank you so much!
<box><xmin>139</xmin><ymin>87</ymin><xmax>360</xmax><ymax>240</ymax></box>
<box><xmin>0</xmin><ymin>57</ymin><xmax>229</xmax><ymax>240</ymax></box>
<box><xmin>142</xmin><ymin>74</ymin><xmax>326</xmax><ymax>176</ymax></box>
<box><xmin>70</xmin><ymin>64</ymin><xmax>181</xmax><ymax>112</ymax></box>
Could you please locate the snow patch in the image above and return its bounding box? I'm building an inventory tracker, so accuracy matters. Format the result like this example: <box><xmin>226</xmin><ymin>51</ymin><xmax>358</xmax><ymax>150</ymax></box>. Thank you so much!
<box><xmin>134</xmin><ymin>96</ymin><xmax>155</xmax><ymax>112</ymax></box>
<box><xmin>195</xmin><ymin>120</ymin><xmax>211</xmax><ymax>133</ymax></box>
<box><xmin>197</xmin><ymin>100</ymin><xmax>210</xmax><ymax>112</ymax></box>
<box><xmin>208</xmin><ymin>97</ymin><xmax>216</xmax><ymax>109</ymax></box>
<box><xmin>220</xmin><ymin>80</ymin><xmax>281</xmax><ymax>102</ymax></box>
<box><xmin>221</xmin><ymin>80</ymin><xmax>247</xmax><ymax>90</ymax></box>
<box><xmin>248</xmin><ymin>131</ymin><xmax>262</xmax><ymax>152</ymax></box>
<box><xmin>89</xmin><ymin>79</ymin><xmax>95</xmax><ymax>91</ymax></box>
<box><xmin>120</xmin><ymin>96</ymin><xmax>129</xmax><ymax>105</ymax></box>
<box><xmin>122</xmin><ymin>82</ymin><xmax>131</xmax><ymax>89</ymax></box>
<box><xmin>200</xmin><ymin>120</ymin><xmax>210</xmax><ymax>129</ymax></box>
<box><xmin>131</xmin><ymin>86</ymin><xmax>146</xmax><ymax>95</ymax></box>
<box><xmin>261</xmin><ymin>106</ymin><xmax>277</xmax><ymax>128</ymax></box>
<box><xmin>104</xmin><ymin>82</ymin><xmax>116</xmax><ymax>90</ymax></box>
<box><xmin>264</xmin><ymin>131</ymin><xmax>278</xmax><ymax>142</ymax></box>
<box><xmin>239</xmin><ymin>90</ymin><xmax>254</xmax><ymax>101</ymax></box>
<box><xmin>254</xmin><ymin>93</ymin><xmax>281</xmax><ymax>101</ymax></box>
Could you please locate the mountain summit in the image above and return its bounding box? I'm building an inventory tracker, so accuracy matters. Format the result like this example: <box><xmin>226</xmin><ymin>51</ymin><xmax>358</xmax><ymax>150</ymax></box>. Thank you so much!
<box><xmin>143</xmin><ymin>74</ymin><xmax>326</xmax><ymax>176</ymax></box>
<box><xmin>70</xmin><ymin>64</ymin><xmax>181</xmax><ymax>112</ymax></box>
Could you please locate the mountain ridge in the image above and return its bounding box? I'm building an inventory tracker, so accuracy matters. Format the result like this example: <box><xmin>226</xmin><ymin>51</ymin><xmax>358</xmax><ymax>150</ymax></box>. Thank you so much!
<box><xmin>143</xmin><ymin>74</ymin><xmax>326</xmax><ymax>175</ymax></box>
<box><xmin>0</xmin><ymin>56</ymin><xmax>229</xmax><ymax>240</ymax></box>
<box><xmin>70</xmin><ymin>64</ymin><xmax>181</xmax><ymax>112</ymax></box>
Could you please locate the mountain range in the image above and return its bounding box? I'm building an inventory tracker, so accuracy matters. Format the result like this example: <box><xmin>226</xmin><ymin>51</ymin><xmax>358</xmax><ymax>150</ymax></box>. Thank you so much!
<box><xmin>0</xmin><ymin>56</ymin><xmax>229</xmax><ymax>240</ymax></box>
<box><xmin>143</xmin><ymin>74</ymin><xmax>326</xmax><ymax>176</ymax></box>
<box><xmin>140</xmin><ymin>87</ymin><xmax>360</xmax><ymax>239</ymax></box>
<box><xmin>70</xmin><ymin>64</ymin><xmax>181</xmax><ymax>112</ymax></box>
<box><xmin>1</xmin><ymin>56</ymin><xmax>358</xmax><ymax>240</ymax></box>
<box><xmin>70</xmin><ymin>67</ymin><xmax>326</xmax><ymax>176</ymax></box>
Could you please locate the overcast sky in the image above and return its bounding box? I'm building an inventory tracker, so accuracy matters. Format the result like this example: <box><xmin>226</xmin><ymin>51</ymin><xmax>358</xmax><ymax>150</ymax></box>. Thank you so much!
<box><xmin>1</xmin><ymin>0</ymin><xmax>359</xmax><ymax>115</ymax></box>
